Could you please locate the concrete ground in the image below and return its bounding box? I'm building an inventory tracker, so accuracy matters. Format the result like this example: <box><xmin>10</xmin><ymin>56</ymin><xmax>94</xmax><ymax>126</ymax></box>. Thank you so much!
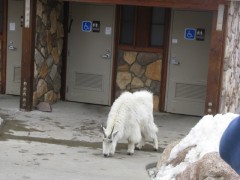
<box><xmin>0</xmin><ymin>95</ymin><xmax>200</xmax><ymax>180</ymax></box>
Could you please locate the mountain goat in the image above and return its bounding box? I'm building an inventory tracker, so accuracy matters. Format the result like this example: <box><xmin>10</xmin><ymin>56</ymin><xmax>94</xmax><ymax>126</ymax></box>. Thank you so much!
<box><xmin>101</xmin><ymin>90</ymin><xmax>158</xmax><ymax>157</ymax></box>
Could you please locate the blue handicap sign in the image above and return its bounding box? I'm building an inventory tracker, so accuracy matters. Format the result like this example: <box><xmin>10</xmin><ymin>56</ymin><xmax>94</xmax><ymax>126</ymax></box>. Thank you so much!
<box><xmin>184</xmin><ymin>28</ymin><xmax>196</xmax><ymax>40</ymax></box>
<box><xmin>82</xmin><ymin>21</ymin><xmax>92</xmax><ymax>32</ymax></box>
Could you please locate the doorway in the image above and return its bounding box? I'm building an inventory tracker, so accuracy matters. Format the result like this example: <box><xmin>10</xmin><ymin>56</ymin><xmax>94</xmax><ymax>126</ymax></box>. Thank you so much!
<box><xmin>5</xmin><ymin>0</ymin><xmax>23</xmax><ymax>95</ymax></box>
<box><xmin>66</xmin><ymin>3</ymin><xmax>115</xmax><ymax>105</ymax></box>
<box><xmin>166</xmin><ymin>10</ymin><xmax>212</xmax><ymax>116</ymax></box>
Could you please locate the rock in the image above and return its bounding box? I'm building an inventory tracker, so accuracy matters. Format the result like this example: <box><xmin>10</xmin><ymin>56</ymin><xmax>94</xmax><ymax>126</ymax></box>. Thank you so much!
<box><xmin>40</xmin><ymin>62</ymin><xmax>48</xmax><ymax>78</ymax></box>
<box><xmin>168</xmin><ymin>145</ymin><xmax>196</xmax><ymax>167</ymax></box>
<box><xmin>130</xmin><ymin>62</ymin><xmax>145</xmax><ymax>77</ymax></box>
<box><xmin>36</xmin><ymin>79</ymin><xmax>48</xmax><ymax>98</ymax></box>
<box><xmin>49</xmin><ymin>64</ymin><xmax>58</xmax><ymax>80</ymax></box>
<box><xmin>118</xmin><ymin>64</ymin><xmax>129</xmax><ymax>72</ymax></box>
<box><xmin>156</xmin><ymin>139</ymin><xmax>240</xmax><ymax>180</ymax></box>
<box><xmin>123</xmin><ymin>51</ymin><xmax>137</xmax><ymax>65</ymax></box>
<box><xmin>145</xmin><ymin>60</ymin><xmax>162</xmax><ymax>81</ymax></box>
<box><xmin>35</xmin><ymin>49</ymin><xmax>44</xmax><ymax>67</ymax></box>
<box><xmin>137</xmin><ymin>52</ymin><xmax>160</xmax><ymax>66</ymax></box>
<box><xmin>153</xmin><ymin>95</ymin><xmax>159</xmax><ymax>112</ymax></box>
<box><xmin>44</xmin><ymin>90</ymin><xmax>58</xmax><ymax>104</ymax></box>
<box><xmin>116</xmin><ymin>72</ymin><xmax>131</xmax><ymax>90</ymax></box>
<box><xmin>36</xmin><ymin>102</ymin><xmax>52</xmax><ymax>112</ymax></box>
<box><xmin>157</xmin><ymin>140</ymin><xmax>180</xmax><ymax>169</ymax></box>
<box><xmin>50</xmin><ymin>9</ymin><xmax>57</xmax><ymax>34</ymax></box>
<box><xmin>176</xmin><ymin>152</ymin><xmax>240</xmax><ymax>180</ymax></box>
<box><xmin>131</xmin><ymin>77</ymin><xmax>144</xmax><ymax>89</ymax></box>
<box><xmin>51</xmin><ymin>47</ymin><xmax>59</xmax><ymax>64</ymax></box>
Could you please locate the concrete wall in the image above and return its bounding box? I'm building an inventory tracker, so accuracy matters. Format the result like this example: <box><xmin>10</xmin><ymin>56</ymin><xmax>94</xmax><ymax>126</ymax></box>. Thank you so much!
<box><xmin>116</xmin><ymin>50</ymin><xmax>163</xmax><ymax>111</ymax></box>
<box><xmin>220</xmin><ymin>1</ymin><xmax>240</xmax><ymax>113</ymax></box>
<box><xmin>33</xmin><ymin>0</ymin><xmax>64</xmax><ymax>106</ymax></box>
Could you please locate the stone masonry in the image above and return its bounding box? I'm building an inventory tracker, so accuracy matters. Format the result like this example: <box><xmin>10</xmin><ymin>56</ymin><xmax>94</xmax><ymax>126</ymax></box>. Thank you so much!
<box><xmin>220</xmin><ymin>1</ymin><xmax>240</xmax><ymax>113</ymax></box>
<box><xmin>33</xmin><ymin>0</ymin><xmax>64</xmax><ymax>107</ymax></box>
<box><xmin>116</xmin><ymin>50</ymin><xmax>162</xmax><ymax>111</ymax></box>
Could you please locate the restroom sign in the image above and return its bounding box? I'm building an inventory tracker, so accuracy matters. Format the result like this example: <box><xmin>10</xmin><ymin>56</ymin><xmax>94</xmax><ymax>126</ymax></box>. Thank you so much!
<box><xmin>184</xmin><ymin>28</ymin><xmax>196</xmax><ymax>40</ymax></box>
<box><xmin>82</xmin><ymin>21</ymin><xmax>92</xmax><ymax>32</ymax></box>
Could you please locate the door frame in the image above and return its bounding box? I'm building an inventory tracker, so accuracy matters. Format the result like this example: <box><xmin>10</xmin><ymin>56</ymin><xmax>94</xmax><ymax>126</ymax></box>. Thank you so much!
<box><xmin>164</xmin><ymin>9</ymin><xmax>213</xmax><ymax>115</ymax></box>
<box><xmin>1</xmin><ymin>0</ymin><xmax>7</xmax><ymax>94</ymax></box>
<box><xmin>160</xmin><ymin>5</ymin><xmax>227</xmax><ymax>115</ymax></box>
<box><xmin>65</xmin><ymin>2</ymin><xmax>116</xmax><ymax>105</ymax></box>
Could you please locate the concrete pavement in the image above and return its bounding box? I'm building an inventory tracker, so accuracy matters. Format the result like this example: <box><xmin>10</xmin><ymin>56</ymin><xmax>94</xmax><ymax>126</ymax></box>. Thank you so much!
<box><xmin>0</xmin><ymin>95</ymin><xmax>200</xmax><ymax>179</ymax></box>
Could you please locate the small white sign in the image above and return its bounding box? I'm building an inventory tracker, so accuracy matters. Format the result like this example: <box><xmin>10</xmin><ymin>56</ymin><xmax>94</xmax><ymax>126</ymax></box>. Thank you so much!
<box><xmin>25</xmin><ymin>0</ymin><xmax>30</xmax><ymax>28</ymax></box>
<box><xmin>105</xmin><ymin>27</ymin><xmax>112</xmax><ymax>35</ymax></box>
<box><xmin>9</xmin><ymin>23</ymin><xmax>15</xmax><ymax>31</ymax></box>
<box><xmin>172</xmin><ymin>38</ymin><xmax>178</xmax><ymax>44</ymax></box>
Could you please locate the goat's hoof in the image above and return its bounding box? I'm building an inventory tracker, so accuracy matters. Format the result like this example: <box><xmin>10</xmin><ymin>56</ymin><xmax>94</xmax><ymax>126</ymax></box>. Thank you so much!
<box><xmin>154</xmin><ymin>148</ymin><xmax>158</xmax><ymax>151</ymax></box>
<box><xmin>103</xmin><ymin>154</ymin><xmax>109</xmax><ymax>158</ymax></box>
<box><xmin>127</xmin><ymin>152</ymin><xmax>133</xmax><ymax>155</ymax></box>
<box><xmin>135</xmin><ymin>147</ymin><xmax>141</xmax><ymax>150</ymax></box>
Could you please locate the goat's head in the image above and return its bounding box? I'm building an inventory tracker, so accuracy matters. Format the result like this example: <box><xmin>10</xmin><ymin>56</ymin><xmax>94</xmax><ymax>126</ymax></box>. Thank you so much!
<box><xmin>101</xmin><ymin>124</ymin><xmax>118</xmax><ymax>157</ymax></box>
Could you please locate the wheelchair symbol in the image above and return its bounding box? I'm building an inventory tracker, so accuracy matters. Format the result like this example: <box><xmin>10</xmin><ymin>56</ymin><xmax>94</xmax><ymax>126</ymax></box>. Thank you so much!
<box><xmin>184</xmin><ymin>28</ymin><xmax>196</xmax><ymax>40</ymax></box>
<box><xmin>82</xmin><ymin>21</ymin><xmax>92</xmax><ymax>32</ymax></box>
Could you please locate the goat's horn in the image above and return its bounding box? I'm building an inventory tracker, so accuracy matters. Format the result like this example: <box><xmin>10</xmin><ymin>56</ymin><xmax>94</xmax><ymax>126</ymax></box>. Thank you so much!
<box><xmin>101</xmin><ymin>124</ymin><xmax>107</xmax><ymax>138</ymax></box>
<box><xmin>109</xmin><ymin>125</ymin><xmax>114</xmax><ymax>137</ymax></box>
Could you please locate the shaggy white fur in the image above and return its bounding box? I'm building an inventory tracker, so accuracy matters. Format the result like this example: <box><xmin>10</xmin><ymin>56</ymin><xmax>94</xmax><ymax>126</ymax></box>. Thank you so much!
<box><xmin>102</xmin><ymin>90</ymin><xmax>158</xmax><ymax>157</ymax></box>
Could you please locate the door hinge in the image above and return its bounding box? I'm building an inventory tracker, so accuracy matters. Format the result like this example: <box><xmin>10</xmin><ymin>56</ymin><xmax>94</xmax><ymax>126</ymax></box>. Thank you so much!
<box><xmin>67</xmin><ymin>50</ymin><xmax>70</xmax><ymax>57</ymax></box>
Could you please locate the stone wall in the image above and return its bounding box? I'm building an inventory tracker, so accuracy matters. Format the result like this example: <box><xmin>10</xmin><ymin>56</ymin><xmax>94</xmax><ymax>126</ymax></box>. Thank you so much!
<box><xmin>116</xmin><ymin>50</ymin><xmax>162</xmax><ymax>111</ymax></box>
<box><xmin>220</xmin><ymin>1</ymin><xmax>240</xmax><ymax>113</ymax></box>
<box><xmin>33</xmin><ymin>0</ymin><xmax>64</xmax><ymax>106</ymax></box>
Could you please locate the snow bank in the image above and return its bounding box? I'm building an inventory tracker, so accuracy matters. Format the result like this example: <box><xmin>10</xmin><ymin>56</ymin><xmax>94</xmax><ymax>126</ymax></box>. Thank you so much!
<box><xmin>154</xmin><ymin>113</ymin><xmax>239</xmax><ymax>180</ymax></box>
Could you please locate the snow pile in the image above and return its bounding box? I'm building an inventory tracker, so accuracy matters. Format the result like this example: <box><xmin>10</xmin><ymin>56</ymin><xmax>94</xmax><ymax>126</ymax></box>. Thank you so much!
<box><xmin>154</xmin><ymin>113</ymin><xmax>239</xmax><ymax>180</ymax></box>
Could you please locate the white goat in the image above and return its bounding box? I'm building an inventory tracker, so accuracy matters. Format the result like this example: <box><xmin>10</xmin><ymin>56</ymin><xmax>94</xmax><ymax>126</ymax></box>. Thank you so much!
<box><xmin>101</xmin><ymin>90</ymin><xmax>158</xmax><ymax>157</ymax></box>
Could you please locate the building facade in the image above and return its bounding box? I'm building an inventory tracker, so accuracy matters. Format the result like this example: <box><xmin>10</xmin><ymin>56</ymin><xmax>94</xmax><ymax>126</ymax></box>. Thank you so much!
<box><xmin>0</xmin><ymin>0</ymin><xmax>239</xmax><ymax>115</ymax></box>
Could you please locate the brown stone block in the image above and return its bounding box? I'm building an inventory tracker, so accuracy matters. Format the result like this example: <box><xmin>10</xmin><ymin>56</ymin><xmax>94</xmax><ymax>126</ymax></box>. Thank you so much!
<box><xmin>146</xmin><ymin>60</ymin><xmax>162</xmax><ymax>81</ymax></box>
<box><xmin>118</xmin><ymin>64</ymin><xmax>129</xmax><ymax>72</ymax></box>
<box><xmin>116</xmin><ymin>72</ymin><xmax>131</xmax><ymax>90</ymax></box>
<box><xmin>51</xmin><ymin>47</ymin><xmax>59</xmax><ymax>64</ymax></box>
<box><xmin>123</xmin><ymin>51</ymin><xmax>137</xmax><ymax>65</ymax></box>
<box><xmin>153</xmin><ymin>95</ymin><xmax>159</xmax><ymax>112</ymax></box>
<box><xmin>36</xmin><ymin>79</ymin><xmax>48</xmax><ymax>98</ymax></box>
<box><xmin>131</xmin><ymin>77</ymin><xmax>144</xmax><ymax>89</ymax></box>
<box><xmin>40</xmin><ymin>62</ymin><xmax>48</xmax><ymax>78</ymax></box>
<box><xmin>130</xmin><ymin>62</ymin><xmax>145</xmax><ymax>77</ymax></box>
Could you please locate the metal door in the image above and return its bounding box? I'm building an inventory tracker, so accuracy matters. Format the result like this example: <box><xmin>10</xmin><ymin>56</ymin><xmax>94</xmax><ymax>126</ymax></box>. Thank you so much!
<box><xmin>166</xmin><ymin>10</ymin><xmax>212</xmax><ymax>116</ymax></box>
<box><xmin>6</xmin><ymin>0</ymin><xmax>23</xmax><ymax>95</ymax></box>
<box><xmin>66</xmin><ymin>3</ymin><xmax>115</xmax><ymax>105</ymax></box>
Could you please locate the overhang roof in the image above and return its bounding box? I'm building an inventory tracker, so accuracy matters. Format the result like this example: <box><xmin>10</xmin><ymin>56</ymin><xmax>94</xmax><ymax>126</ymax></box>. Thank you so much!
<box><xmin>65</xmin><ymin>0</ymin><xmax>228</xmax><ymax>10</ymax></box>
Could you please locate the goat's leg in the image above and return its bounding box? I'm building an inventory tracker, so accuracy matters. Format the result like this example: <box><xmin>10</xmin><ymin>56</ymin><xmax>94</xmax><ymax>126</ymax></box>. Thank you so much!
<box><xmin>152</xmin><ymin>133</ymin><xmax>158</xmax><ymax>151</ymax></box>
<box><xmin>127</xmin><ymin>140</ymin><xmax>135</xmax><ymax>155</ymax></box>
<box><xmin>136</xmin><ymin>136</ymin><xmax>145</xmax><ymax>150</ymax></box>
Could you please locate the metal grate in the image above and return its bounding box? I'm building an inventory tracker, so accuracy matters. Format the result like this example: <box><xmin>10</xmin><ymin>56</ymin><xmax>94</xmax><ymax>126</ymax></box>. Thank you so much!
<box><xmin>14</xmin><ymin>66</ymin><xmax>21</xmax><ymax>82</ymax></box>
<box><xmin>175</xmin><ymin>83</ymin><xmax>206</xmax><ymax>100</ymax></box>
<box><xmin>75</xmin><ymin>72</ymin><xmax>103</xmax><ymax>91</ymax></box>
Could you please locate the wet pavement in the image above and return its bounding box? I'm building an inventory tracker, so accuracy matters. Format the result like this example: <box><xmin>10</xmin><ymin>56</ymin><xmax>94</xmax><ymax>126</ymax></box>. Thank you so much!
<box><xmin>0</xmin><ymin>95</ymin><xmax>200</xmax><ymax>179</ymax></box>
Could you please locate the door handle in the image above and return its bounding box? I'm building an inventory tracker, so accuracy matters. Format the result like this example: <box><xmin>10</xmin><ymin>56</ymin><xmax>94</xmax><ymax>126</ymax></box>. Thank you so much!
<box><xmin>101</xmin><ymin>49</ymin><xmax>111</xmax><ymax>59</ymax></box>
<box><xmin>171</xmin><ymin>59</ymin><xmax>180</xmax><ymax>65</ymax></box>
<box><xmin>101</xmin><ymin>53</ymin><xmax>110</xmax><ymax>59</ymax></box>
<box><xmin>8</xmin><ymin>45</ymin><xmax>17</xmax><ymax>51</ymax></box>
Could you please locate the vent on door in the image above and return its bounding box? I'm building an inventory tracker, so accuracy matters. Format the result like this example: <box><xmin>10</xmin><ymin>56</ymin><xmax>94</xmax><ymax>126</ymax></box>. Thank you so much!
<box><xmin>14</xmin><ymin>66</ymin><xmax>21</xmax><ymax>82</ymax></box>
<box><xmin>175</xmin><ymin>83</ymin><xmax>206</xmax><ymax>101</ymax></box>
<box><xmin>75</xmin><ymin>72</ymin><xmax>103</xmax><ymax>91</ymax></box>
